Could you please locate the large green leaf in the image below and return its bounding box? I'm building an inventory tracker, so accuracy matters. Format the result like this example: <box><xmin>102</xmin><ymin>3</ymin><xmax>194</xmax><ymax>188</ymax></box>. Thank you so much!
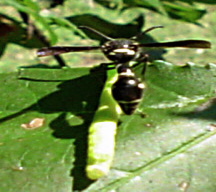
<box><xmin>0</xmin><ymin>61</ymin><xmax>216</xmax><ymax>191</ymax></box>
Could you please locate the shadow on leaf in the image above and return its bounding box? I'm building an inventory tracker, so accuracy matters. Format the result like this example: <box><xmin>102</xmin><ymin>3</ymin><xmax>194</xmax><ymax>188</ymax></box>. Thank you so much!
<box><xmin>0</xmin><ymin>67</ymin><xmax>107</xmax><ymax>190</ymax></box>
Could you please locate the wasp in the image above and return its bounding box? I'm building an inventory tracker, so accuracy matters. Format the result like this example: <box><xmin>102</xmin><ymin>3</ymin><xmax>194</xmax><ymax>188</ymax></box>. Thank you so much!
<box><xmin>37</xmin><ymin>26</ymin><xmax>211</xmax><ymax>115</ymax></box>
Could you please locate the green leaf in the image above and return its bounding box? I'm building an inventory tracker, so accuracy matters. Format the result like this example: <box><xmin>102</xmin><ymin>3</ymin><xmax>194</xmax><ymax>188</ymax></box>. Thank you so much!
<box><xmin>23</xmin><ymin>0</ymin><xmax>40</xmax><ymax>12</ymax></box>
<box><xmin>1</xmin><ymin>61</ymin><xmax>216</xmax><ymax>191</ymax></box>
<box><xmin>123</xmin><ymin>0</ymin><xmax>206</xmax><ymax>23</ymax></box>
<box><xmin>180</xmin><ymin>0</ymin><xmax>216</xmax><ymax>4</ymax></box>
<box><xmin>123</xmin><ymin>0</ymin><xmax>167</xmax><ymax>15</ymax></box>
<box><xmin>163</xmin><ymin>1</ymin><xmax>206</xmax><ymax>23</ymax></box>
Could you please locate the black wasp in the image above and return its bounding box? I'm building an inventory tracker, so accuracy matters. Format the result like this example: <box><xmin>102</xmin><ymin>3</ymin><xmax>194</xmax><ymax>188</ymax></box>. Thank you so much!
<box><xmin>37</xmin><ymin>26</ymin><xmax>211</xmax><ymax>115</ymax></box>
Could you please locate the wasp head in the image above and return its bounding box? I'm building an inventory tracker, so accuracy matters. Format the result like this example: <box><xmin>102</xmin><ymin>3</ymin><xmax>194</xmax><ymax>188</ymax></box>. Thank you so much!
<box><xmin>101</xmin><ymin>39</ymin><xmax>139</xmax><ymax>63</ymax></box>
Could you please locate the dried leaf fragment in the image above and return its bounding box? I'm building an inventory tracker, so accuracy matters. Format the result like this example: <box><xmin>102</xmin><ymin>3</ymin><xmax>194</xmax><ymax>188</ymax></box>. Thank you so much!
<box><xmin>21</xmin><ymin>118</ymin><xmax>45</xmax><ymax>130</ymax></box>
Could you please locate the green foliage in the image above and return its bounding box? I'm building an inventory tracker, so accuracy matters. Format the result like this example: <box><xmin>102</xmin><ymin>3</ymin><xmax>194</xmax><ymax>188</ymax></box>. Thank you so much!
<box><xmin>0</xmin><ymin>0</ymin><xmax>212</xmax><ymax>46</ymax></box>
<box><xmin>0</xmin><ymin>0</ymin><xmax>214</xmax><ymax>69</ymax></box>
<box><xmin>2</xmin><ymin>0</ymin><xmax>58</xmax><ymax>44</ymax></box>
<box><xmin>98</xmin><ymin>0</ymin><xmax>208</xmax><ymax>23</ymax></box>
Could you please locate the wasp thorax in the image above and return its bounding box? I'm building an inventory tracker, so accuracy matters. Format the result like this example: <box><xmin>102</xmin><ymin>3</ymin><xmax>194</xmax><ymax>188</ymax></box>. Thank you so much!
<box><xmin>112</xmin><ymin>75</ymin><xmax>145</xmax><ymax>115</ymax></box>
<box><xmin>101</xmin><ymin>39</ymin><xmax>139</xmax><ymax>63</ymax></box>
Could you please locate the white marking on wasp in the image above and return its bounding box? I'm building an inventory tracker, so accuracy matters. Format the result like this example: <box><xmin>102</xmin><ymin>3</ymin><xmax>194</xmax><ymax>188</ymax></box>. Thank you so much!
<box><xmin>119</xmin><ymin>69</ymin><xmax>134</xmax><ymax>76</ymax></box>
<box><xmin>138</xmin><ymin>83</ymin><xmax>145</xmax><ymax>89</ymax></box>
<box><xmin>118</xmin><ymin>99</ymin><xmax>141</xmax><ymax>104</ymax></box>
<box><xmin>128</xmin><ymin>79</ymin><xmax>136</xmax><ymax>85</ymax></box>
<box><xmin>112</xmin><ymin>48</ymin><xmax>135</xmax><ymax>55</ymax></box>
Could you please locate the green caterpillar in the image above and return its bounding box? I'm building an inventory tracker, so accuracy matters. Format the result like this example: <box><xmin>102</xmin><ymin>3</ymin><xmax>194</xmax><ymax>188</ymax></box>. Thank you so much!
<box><xmin>86</xmin><ymin>69</ymin><xmax>121</xmax><ymax>180</ymax></box>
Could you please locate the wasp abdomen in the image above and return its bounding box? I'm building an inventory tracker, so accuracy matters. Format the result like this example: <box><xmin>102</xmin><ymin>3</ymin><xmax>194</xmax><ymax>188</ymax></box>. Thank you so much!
<box><xmin>112</xmin><ymin>75</ymin><xmax>145</xmax><ymax>115</ymax></box>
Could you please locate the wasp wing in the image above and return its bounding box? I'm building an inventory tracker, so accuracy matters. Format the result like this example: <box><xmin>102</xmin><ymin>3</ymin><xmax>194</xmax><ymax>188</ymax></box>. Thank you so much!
<box><xmin>37</xmin><ymin>46</ymin><xmax>101</xmax><ymax>57</ymax></box>
<box><xmin>139</xmin><ymin>40</ymin><xmax>211</xmax><ymax>49</ymax></box>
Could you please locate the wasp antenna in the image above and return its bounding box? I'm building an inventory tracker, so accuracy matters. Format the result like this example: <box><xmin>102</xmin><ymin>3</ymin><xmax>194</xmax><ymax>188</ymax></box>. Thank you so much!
<box><xmin>142</xmin><ymin>25</ymin><xmax>164</xmax><ymax>34</ymax></box>
<box><xmin>131</xmin><ymin>25</ymin><xmax>164</xmax><ymax>40</ymax></box>
<box><xmin>78</xmin><ymin>26</ymin><xmax>113</xmax><ymax>41</ymax></box>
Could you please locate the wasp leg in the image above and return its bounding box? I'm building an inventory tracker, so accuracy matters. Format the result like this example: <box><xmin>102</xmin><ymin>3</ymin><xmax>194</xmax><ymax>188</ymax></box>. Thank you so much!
<box><xmin>130</xmin><ymin>53</ymin><xmax>149</xmax><ymax>80</ymax></box>
<box><xmin>136</xmin><ymin>108</ymin><xmax>146</xmax><ymax>118</ymax></box>
<box><xmin>139</xmin><ymin>53</ymin><xmax>149</xmax><ymax>76</ymax></box>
